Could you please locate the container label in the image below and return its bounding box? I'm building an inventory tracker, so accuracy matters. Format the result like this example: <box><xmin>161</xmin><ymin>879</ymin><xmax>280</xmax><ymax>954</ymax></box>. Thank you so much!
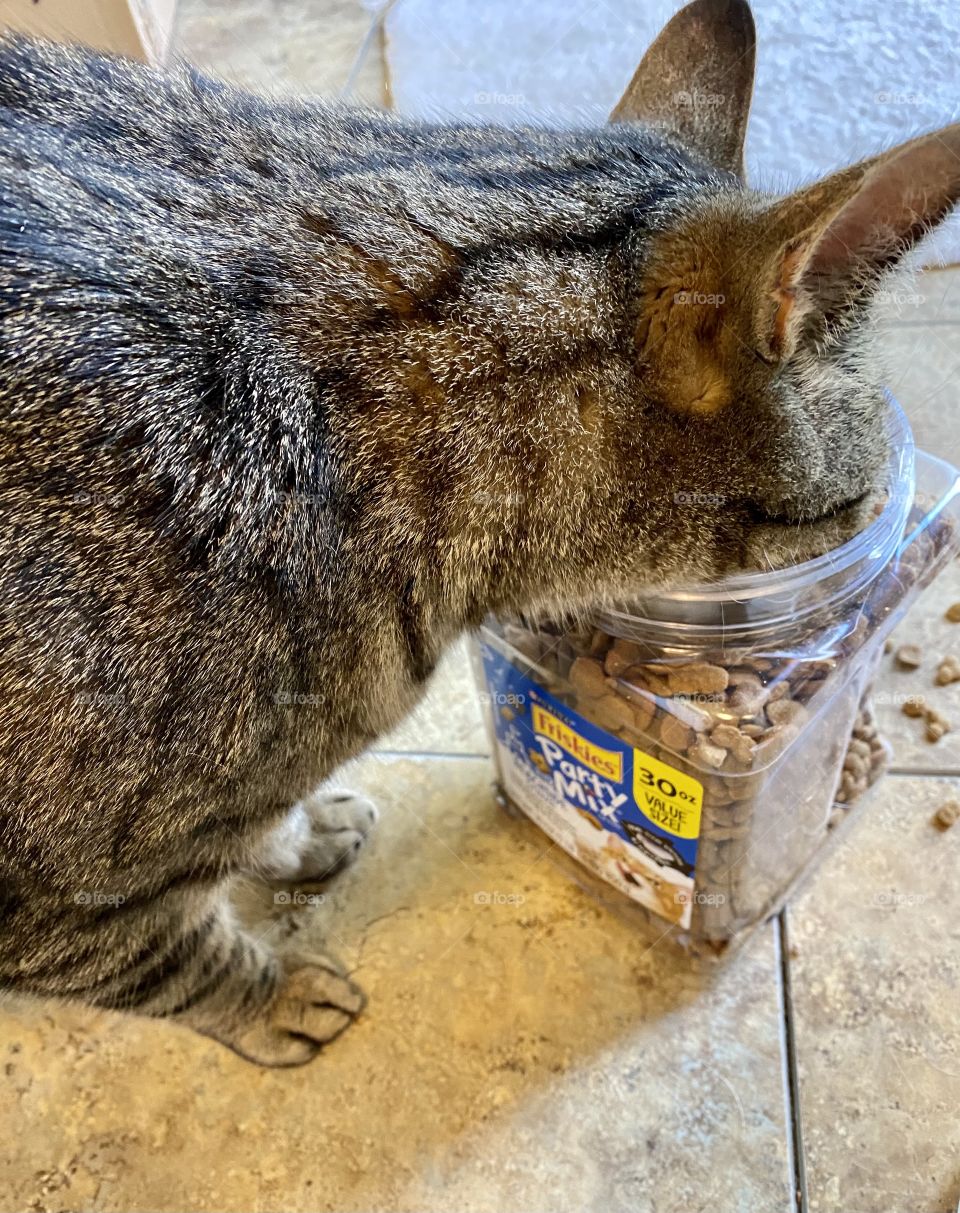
<box><xmin>480</xmin><ymin>642</ymin><xmax>702</xmax><ymax>930</ymax></box>
<box><xmin>632</xmin><ymin>751</ymin><xmax>703</xmax><ymax>840</ymax></box>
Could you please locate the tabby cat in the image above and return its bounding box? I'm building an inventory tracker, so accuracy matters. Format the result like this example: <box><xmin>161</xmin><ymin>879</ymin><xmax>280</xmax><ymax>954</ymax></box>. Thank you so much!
<box><xmin>0</xmin><ymin>0</ymin><xmax>957</xmax><ymax>1064</ymax></box>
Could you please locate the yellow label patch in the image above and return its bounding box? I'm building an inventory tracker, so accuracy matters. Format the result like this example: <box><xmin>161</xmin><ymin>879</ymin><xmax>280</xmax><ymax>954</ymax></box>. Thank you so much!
<box><xmin>632</xmin><ymin>749</ymin><xmax>703</xmax><ymax>839</ymax></box>
<box><xmin>532</xmin><ymin>704</ymin><xmax>623</xmax><ymax>782</ymax></box>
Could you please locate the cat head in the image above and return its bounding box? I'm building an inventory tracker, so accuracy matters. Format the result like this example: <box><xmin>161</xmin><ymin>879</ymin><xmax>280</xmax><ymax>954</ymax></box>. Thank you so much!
<box><xmin>612</xmin><ymin>0</ymin><xmax>960</xmax><ymax>571</ymax></box>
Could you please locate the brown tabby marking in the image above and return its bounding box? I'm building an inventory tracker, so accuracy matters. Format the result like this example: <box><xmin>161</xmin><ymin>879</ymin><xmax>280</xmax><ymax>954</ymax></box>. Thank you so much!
<box><xmin>0</xmin><ymin>0</ymin><xmax>957</xmax><ymax>1065</ymax></box>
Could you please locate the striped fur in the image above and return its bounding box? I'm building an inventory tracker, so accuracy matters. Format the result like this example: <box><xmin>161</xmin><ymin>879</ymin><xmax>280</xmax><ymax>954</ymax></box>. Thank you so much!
<box><xmin>0</xmin><ymin>6</ymin><xmax>956</xmax><ymax>1063</ymax></box>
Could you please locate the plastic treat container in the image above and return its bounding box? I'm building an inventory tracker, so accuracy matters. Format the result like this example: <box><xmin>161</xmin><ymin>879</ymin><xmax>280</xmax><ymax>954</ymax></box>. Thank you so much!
<box><xmin>471</xmin><ymin>400</ymin><xmax>960</xmax><ymax>958</ymax></box>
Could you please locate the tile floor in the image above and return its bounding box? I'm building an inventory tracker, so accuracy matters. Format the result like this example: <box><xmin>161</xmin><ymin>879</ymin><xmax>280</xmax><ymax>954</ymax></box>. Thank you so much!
<box><xmin>2</xmin><ymin>3</ymin><xmax>960</xmax><ymax>1211</ymax></box>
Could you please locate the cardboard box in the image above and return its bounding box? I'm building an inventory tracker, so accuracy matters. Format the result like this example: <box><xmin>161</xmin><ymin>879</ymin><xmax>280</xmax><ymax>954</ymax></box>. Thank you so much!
<box><xmin>0</xmin><ymin>0</ymin><xmax>177</xmax><ymax>63</ymax></box>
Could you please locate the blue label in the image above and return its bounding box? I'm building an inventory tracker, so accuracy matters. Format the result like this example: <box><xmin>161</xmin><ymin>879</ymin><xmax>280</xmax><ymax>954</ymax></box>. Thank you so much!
<box><xmin>480</xmin><ymin>640</ymin><xmax>702</xmax><ymax>928</ymax></box>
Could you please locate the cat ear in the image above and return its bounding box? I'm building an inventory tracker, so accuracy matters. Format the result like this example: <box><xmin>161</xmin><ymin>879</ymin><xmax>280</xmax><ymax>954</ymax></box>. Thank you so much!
<box><xmin>610</xmin><ymin>0</ymin><xmax>756</xmax><ymax>180</ymax></box>
<box><xmin>756</xmin><ymin>123</ymin><xmax>960</xmax><ymax>361</ymax></box>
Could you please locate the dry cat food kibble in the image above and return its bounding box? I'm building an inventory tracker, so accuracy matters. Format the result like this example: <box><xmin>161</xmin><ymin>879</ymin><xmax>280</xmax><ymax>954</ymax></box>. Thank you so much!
<box><xmin>946</xmin><ymin>604</ymin><xmax>960</xmax><ymax>623</ymax></box>
<box><xmin>481</xmin><ymin>609</ymin><xmax>896</xmax><ymax>951</ymax></box>
<box><xmin>900</xmin><ymin>696</ymin><xmax>953</xmax><ymax>742</ymax></box>
<box><xmin>933</xmin><ymin>801</ymin><xmax>960</xmax><ymax>830</ymax></box>
<box><xmin>895</xmin><ymin>643</ymin><xmax>923</xmax><ymax>669</ymax></box>
<box><xmin>935</xmin><ymin>655</ymin><xmax>960</xmax><ymax>685</ymax></box>
<box><xmin>925</xmin><ymin>709</ymin><xmax>952</xmax><ymax>743</ymax></box>
<box><xmin>475</xmin><ymin>422</ymin><xmax>960</xmax><ymax>957</ymax></box>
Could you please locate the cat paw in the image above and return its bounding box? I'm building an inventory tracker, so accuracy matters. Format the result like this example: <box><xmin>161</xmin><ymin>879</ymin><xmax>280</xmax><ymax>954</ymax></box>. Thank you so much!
<box><xmin>297</xmin><ymin>788</ymin><xmax>379</xmax><ymax>881</ymax></box>
<box><xmin>260</xmin><ymin>789</ymin><xmax>379</xmax><ymax>884</ymax></box>
<box><xmin>215</xmin><ymin>952</ymin><xmax>366</xmax><ymax>1067</ymax></box>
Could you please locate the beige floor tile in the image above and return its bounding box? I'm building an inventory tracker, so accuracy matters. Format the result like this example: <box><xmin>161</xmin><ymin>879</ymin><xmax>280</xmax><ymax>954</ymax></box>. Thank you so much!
<box><xmin>1</xmin><ymin>755</ymin><xmax>792</xmax><ymax>1213</ymax></box>
<box><xmin>872</xmin><ymin>561</ymin><xmax>960</xmax><ymax>772</ymax></box>
<box><xmin>788</xmin><ymin>773</ymin><xmax>960</xmax><ymax>1213</ymax></box>
<box><xmin>174</xmin><ymin>0</ymin><xmax>386</xmax><ymax>105</ymax></box>
<box><xmin>375</xmin><ymin>636</ymin><xmax>489</xmax><ymax>755</ymax></box>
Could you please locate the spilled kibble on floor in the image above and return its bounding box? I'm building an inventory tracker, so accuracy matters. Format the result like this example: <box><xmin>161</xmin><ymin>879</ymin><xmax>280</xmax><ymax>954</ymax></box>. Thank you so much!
<box><xmin>935</xmin><ymin>656</ymin><xmax>960</xmax><ymax>686</ymax></box>
<box><xmin>925</xmin><ymin>708</ymin><xmax>951</xmax><ymax>743</ymax></box>
<box><xmin>895</xmin><ymin>643</ymin><xmax>923</xmax><ymax>669</ymax></box>
<box><xmin>900</xmin><ymin>696</ymin><xmax>952</xmax><ymax>743</ymax></box>
<box><xmin>932</xmin><ymin>800</ymin><xmax>960</xmax><ymax>830</ymax></box>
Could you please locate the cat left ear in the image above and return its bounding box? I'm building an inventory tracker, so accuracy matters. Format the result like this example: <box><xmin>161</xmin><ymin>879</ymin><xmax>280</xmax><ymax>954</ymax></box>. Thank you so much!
<box><xmin>610</xmin><ymin>0</ymin><xmax>756</xmax><ymax>180</ymax></box>
<box><xmin>756</xmin><ymin>122</ymin><xmax>960</xmax><ymax>361</ymax></box>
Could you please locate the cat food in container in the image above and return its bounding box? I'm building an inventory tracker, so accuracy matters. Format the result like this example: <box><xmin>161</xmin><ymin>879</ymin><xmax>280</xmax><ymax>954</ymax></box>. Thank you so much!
<box><xmin>471</xmin><ymin>401</ymin><xmax>960</xmax><ymax>956</ymax></box>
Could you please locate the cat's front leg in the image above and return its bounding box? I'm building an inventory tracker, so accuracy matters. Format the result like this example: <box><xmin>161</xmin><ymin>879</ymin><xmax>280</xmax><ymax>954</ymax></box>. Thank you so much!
<box><xmin>197</xmin><ymin>941</ymin><xmax>367</xmax><ymax>1067</ymax></box>
<box><xmin>160</xmin><ymin>897</ymin><xmax>366</xmax><ymax>1066</ymax></box>
<box><xmin>15</xmin><ymin>890</ymin><xmax>365</xmax><ymax>1066</ymax></box>
<box><xmin>255</xmin><ymin>788</ymin><xmax>379</xmax><ymax>884</ymax></box>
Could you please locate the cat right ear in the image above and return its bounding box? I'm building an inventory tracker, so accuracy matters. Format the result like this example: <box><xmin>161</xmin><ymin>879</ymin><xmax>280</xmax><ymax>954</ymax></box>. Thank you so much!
<box><xmin>754</xmin><ymin>122</ymin><xmax>960</xmax><ymax>362</ymax></box>
<box><xmin>610</xmin><ymin>0</ymin><xmax>756</xmax><ymax>181</ymax></box>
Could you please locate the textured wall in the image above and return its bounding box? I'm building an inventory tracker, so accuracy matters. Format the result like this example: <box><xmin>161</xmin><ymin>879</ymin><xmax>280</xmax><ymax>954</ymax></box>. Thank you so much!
<box><xmin>386</xmin><ymin>0</ymin><xmax>960</xmax><ymax>264</ymax></box>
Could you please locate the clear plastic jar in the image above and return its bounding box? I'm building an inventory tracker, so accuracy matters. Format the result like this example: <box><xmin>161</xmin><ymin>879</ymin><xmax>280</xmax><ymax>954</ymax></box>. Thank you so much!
<box><xmin>471</xmin><ymin>401</ymin><xmax>960</xmax><ymax>957</ymax></box>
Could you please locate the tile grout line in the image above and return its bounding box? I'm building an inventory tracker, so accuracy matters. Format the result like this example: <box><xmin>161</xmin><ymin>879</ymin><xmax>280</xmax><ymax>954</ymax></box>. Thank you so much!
<box><xmin>776</xmin><ymin>909</ymin><xmax>809</xmax><ymax>1213</ymax></box>
<box><xmin>887</xmin><ymin>766</ymin><xmax>960</xmax><ymax>779</ymax></box>
<box><xmin>371</xmin><ymin>748</ymin><xmax>490</xmax><ymax>761</ymax></box>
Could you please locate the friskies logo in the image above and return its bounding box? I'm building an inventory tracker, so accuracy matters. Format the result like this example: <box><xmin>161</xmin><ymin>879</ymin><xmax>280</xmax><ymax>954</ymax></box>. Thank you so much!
<box><xmin>531</xmin><ymin>704</ymin><xmax>623</xmax><ymax>782</ymax></box>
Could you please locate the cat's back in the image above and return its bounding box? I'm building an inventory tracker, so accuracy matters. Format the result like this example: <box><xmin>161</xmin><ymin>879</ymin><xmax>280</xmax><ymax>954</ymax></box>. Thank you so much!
<box><xmin>0</xmin><ymin>36</ymin><xmax>694</xmax><ymax>469</ymax></box>
<box><xmin>0</xmin><ymin>33</ymin><xmax>385</xmax><ymax>208</ymax></box>
<box><xmin>0</xmin><ymin>34</ymin><xmax>354</xmax><ymax>319</ymax></box>
<box><xmin>0</xmin><ymin>36</ymin><xmax>393</xmax><ymax>522</ymax></box>
<box><xmin>0</xmin><ymin>34</ymin><xmax>687</xmax><ymax>278</ymax></box>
